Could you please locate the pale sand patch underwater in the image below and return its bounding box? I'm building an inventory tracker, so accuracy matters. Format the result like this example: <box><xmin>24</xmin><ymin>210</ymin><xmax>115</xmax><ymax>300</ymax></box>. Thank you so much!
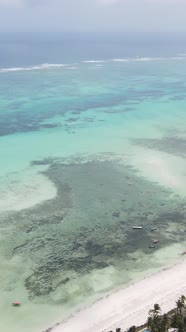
<box><xmin>124</xmin><ymin>146</ymin><xmax>186</xmax><ymax>197</ymax></box>
<box><xmin>0</xmin><ymin>167</ymin><xmax>57</xmax><ymax>213</ymax></box>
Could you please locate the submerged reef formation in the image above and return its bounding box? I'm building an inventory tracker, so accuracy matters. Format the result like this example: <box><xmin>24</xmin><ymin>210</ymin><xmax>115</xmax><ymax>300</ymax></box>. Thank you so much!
<box><xmin>1</xmin><ymin>157</ymin><xmax>185</xmax><ymax>301</ymax></box>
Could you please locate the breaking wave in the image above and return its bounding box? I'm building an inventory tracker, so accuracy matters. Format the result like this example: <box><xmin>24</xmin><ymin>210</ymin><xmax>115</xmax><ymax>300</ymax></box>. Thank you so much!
<box><xmin>0</xmin><ymin>63</ymin><xmax>67</xmax><ymax>73</ymax></box>
<box><xmin>112</xmin><ymin>56</ymin><xmax>186</xmax><ymax>62</ymax></box>
<box><xmin>82</xmin><ymin>60</ymin><xmax>106</xmax><ymax>63</ymax></box>
<box><xmin>1</xmin><ymin>56</ymin><xmax>186</xmax><ymax>73</ymax></box>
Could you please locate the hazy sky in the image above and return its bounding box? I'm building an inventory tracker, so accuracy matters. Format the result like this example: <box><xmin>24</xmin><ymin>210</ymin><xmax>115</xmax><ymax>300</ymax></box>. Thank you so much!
<box><xmin>0</xmin><ymin>0</ymin><xmax>185</xmax><ymax>35</ymax></box>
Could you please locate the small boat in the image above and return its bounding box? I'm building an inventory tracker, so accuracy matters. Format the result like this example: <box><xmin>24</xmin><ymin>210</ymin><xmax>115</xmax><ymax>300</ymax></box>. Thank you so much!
<box><xmin>12</xmin><ymin>302</ymin><xmax>21</xmax><ymax>307</ymax></box>
<box><xmin>133</xmin><ymin>226</ymin><xmax>143</xmax><ymax>230</ymax></box>
<box><xmin>181</xmin><ymin>251</ymin><xmax>186</xmax><ymax>255</ymax></box>
<box><xmin>153</xmin><ymin>239</ymin><xmax>159</xmax><ymax>244</ymax></box>
<box><xmin>112</xmin><ymin>212</ymin><xmax>120</xmax><ymax>218</ymax></box>
<box><xmin>151</xmin><ymin>227</ymin><xmax>157</xmax><ymax>232</ymax></box>
<box><xmin>149</xmin><ymin>245</ymin><xmax>156</xmax><ymax>249</ymax></box>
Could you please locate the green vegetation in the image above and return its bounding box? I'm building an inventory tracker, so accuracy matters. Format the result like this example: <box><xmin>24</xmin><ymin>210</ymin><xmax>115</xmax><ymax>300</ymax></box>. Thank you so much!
<box><xmin>108</xmin><ymin>295</ymin><xmax>186</xmax><ymax>332</ymax></box>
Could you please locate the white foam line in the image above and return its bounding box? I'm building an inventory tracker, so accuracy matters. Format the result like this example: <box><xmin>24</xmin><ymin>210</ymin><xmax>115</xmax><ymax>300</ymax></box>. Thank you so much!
<box><xmin>112</xmin><ymin>56</ymin><xmax>186</xmax><ymax>62</ymax></box>
<box><xmin>1</xmin><ymin>56</ymin><xmax>186</xmax><ymax>73</ymax></box>
<box><xmin>0</xmin><ymin>63</ymin><xmax>67</xmax><ymax>73</ymax></box>
<box><xmin>82</xmin><ymin>60</ymin><xmax>106</xmax><ymax>63</ymax></box>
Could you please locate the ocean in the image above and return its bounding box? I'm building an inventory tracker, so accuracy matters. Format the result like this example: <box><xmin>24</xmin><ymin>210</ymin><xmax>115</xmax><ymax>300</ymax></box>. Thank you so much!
<box><xmin>0</xmin><ymin>35</ymin><xmax>186</xmax><ymax>332</ymax></box>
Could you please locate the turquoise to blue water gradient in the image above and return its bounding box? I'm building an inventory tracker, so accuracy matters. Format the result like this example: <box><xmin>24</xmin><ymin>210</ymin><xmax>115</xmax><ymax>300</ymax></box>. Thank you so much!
<box><xmin>0</xmin><ymin>56</ymin><xmax>186</xmax><ymax>332</ymax></box>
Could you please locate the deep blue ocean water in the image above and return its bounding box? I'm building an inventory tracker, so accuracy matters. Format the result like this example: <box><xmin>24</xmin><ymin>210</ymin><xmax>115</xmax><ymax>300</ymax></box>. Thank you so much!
<box><xmin>1</xmin><ymin>33</ymin><xmax>186</xmax><ymax>67</ymax></box>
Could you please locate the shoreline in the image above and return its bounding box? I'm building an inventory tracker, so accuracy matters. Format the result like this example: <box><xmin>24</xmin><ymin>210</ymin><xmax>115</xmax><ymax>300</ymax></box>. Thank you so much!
<box><xmin>46</xmin><ymin>257</ymin><xmax>186</xmax><ymax>332</ymax></box>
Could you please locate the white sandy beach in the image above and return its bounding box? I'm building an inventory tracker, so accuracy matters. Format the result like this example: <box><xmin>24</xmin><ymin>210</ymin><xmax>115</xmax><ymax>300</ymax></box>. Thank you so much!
<box><xmin>51</xmin><ymin>258</ymin><xmax>186</xmax><ymax>332</ymax></box>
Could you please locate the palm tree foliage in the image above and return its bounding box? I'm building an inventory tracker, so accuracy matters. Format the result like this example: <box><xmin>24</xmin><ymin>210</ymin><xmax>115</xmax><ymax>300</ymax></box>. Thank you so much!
<box><xmin>107</xmin><ymin>295</ymin><xmax>186</xmax><ymax>332</ymax></box>
<box><xmin>177</xmin><ymin>296</ymin><xmax>186</xmax><ymax>315</ymax></box>
<box><xmin>147</xmin><ymin>297</ymin><xmax>186</xmax><ymax>332</ymax></box>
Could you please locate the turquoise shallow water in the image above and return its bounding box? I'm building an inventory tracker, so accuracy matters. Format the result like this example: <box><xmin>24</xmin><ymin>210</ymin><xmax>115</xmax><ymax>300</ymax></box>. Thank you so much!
<box><xmin>0</xmin><ymin>57</ymin><xmax>186</xmax><ymax>331</ymax></box>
